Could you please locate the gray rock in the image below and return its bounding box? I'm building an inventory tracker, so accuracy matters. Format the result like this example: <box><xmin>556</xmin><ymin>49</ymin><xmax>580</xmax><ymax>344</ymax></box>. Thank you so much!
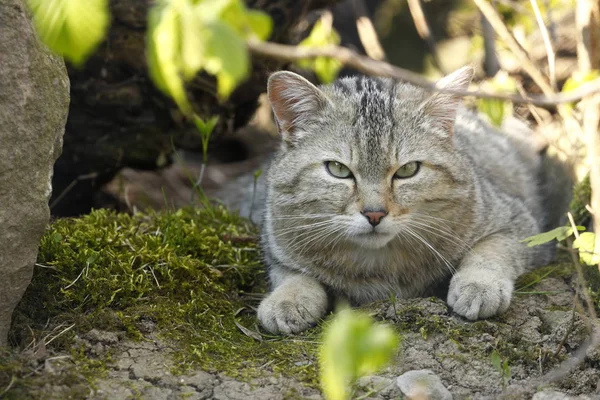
<box><xmin>0</xmin><ymin>0</ymin><xmax>69</xmax><ymax>346</ymax></box>
<box><xmin>397</xmin><ymin>369</ymin><xmax>452</xmax><ymax>400</ymax></box>
<box><xmin>356</xmin><ymin>375</ymin><xmax>399</xmax><ymax>398</ymax></box>
<box><xmin>532</xmin><ymin>390</ymin><xmax>599</xmax><ymax>400</ymax></box>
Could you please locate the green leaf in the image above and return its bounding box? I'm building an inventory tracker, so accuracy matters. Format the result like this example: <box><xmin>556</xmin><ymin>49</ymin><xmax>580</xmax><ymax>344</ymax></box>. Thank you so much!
<box><xmin>203</xmin><ymin>21</ymin><xmax>249</xmax><ymax>99</ymax></box>
<box><xmin>27</xmin><ymin>0</ymin><xmax>110</xmax><ymax>66</ymax></box>
<box><xmin>320</xmin><ymin>308</ymin><xmax>400</xmax><ymax>400</ymax></box>
<box><xmin>562</xmin><ymin>70</ymin><xmax>600</xmax><ymax>111</ymax></box>
<box><xmin>146</xmin><ymin>2</ymin><xmax>193</xmax><ymax>116</ymax></box>
<box><xmin>491</xmin><ymin>350</ymin><xmax>502</xmax><ymax>371</ymax></box>
<box><xmin>562</xmin><ymin>70</ymin><xmax>600</xmax><ymax>93</ymax></box>
<box><xmin>476</xmin><ymin>71</ymin><xmax>517</xmax><ymax>127</ymax></box>
<box><xmin>298</xmin><ymin>16</ymin><xmax>342</xmax><ymax>83</ymax></box>
<box><xmin>246</xmin><ymin>10</ymin><xmax>273</xmax><ymax>40</ymax></box>
<box><xmin>521</xmin><ymin>226</ymin><xmax>585</xmax><ymax>247</ymax></box>
<box><xmin>193</xmin><ymin>114</ymin><xmax>219</xmax><ymax>158</ymax></box>
<box><xmin>573</xmin><ymin>232</ymin><xmax>600</xmax><ymax>266</ymax></box>
<box><xmin>146</xmin><ymin>0</ymin><xmax>271</xmax><ymax>113</ymax></box>
<box><xmin>477</xmin><ymin>99</ymin><xmax>506</xmax><ymax>127</ymax></box>
<box><xmin>180</xmin><ymin>3</ymin><xmax>205</xmax><ymax>80</ymax></box>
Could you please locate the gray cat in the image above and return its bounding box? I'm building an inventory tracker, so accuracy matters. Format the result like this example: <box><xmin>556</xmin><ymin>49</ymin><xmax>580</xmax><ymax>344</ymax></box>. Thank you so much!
<box><xmin>223</xmin><ymin>66</ymin><xmax>567</xmax><ymax>334</ymax></box>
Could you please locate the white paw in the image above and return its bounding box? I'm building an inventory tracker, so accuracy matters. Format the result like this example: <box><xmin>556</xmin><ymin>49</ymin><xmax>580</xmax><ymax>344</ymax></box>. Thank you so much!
<box><xmin>258</xmin><ymin>280</ymin><xmax>328</xmax><ymax>334</ymax></box>
<box><xmin>447</xmin><ymin>270</ymin><xmax>513</xmax><ymax>320</ymax></box>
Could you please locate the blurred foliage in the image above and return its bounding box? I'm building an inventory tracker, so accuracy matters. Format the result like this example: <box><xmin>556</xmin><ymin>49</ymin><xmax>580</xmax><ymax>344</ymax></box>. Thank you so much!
<box><xmin>562</xmin><ymin>70</ymin><xmax>600</xmax><ymax>111</ymax></box>
<box><xmin>319</xmin><ymin>308</ymin><xmax>400</xmax><ymax>400</ymax></box>
<box><xmin>298</xmin><ymin>14</ymin><xmax>342</xmax><ymax>84</ymax></box>
<box><xmin>476</xmin><ymin>71</ymin><xmax>518</xmax><ymax>127</ymax></box>
<box><xmin>147</xmin><ymin>0</ymin><xmax>273</xmax><ymax>115</ymax></box>
<box><xmin>27</xmin><ymin>0</ymin><xmax>110</xmax><ymax>66</ymax></box>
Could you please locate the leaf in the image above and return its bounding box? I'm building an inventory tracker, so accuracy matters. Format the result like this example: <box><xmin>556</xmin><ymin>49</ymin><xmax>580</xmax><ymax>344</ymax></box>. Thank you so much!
<box><xmin>234</xmin><ymin>320</ymin><xmax>263</xmax><ymax>342</ymax></box>
<box><xmin>491</xmin><ymin>350</ymin><xmax>502</xmax><ymax>371</ymax></box>
<box><xmin>298</xmin><ymin>15</ymin><xmax>342</xmax><ymax>83</ymax></box>
<box><xmin>320</xmin><ymin>308</ymin><xmax>400</xmax><ymax>400</ymax></box>
<box><xmin>147</xmin><ymin>2</ymin><xmax>193</xmax><ymax>116</ymax></box>
<box><xmin>521</xmin><ymin>226</ymin><xmax>585</xmax><ymax>247</ymax></box>
<box><xmin>203</xmin><ymin>21</ymin><xmax>249</xmax><ymax>99</ymax></box>
<box><xmin>562</xmin><ymin>70</ymin><xmax>600</xmax><ymax>111</ymax></box>
<box><xmin>180</xmin><ymin>3</ymin><xmax>205</xmax><ymax>80</ymax></box>
<box><xmin>476</xmin><ymin>71</ymin><xmax>517</xmax><ymax>127</ymax></box>
<box><xmin>477</xmin><ymin>99</ymin><xmax>506</xmax><ymax>127</ymax></box>
<box><xmin>27</xmin><ymin>0</ymin><xmax>110</xmax><ymax>66</ymax></box>
<box><xmin>562</xmin><ymin>70</ymin><xmax>600</xmax><ymax>93</ymax></box>
<box><xmin>573</xmin><ymin>232</ymin><xmax>600</xmax><ymax>266</ymax></box>
<box><xmin>245</xmin><ymin>10</ymin><xmax>273</xmax><ymax>40</ymax></box>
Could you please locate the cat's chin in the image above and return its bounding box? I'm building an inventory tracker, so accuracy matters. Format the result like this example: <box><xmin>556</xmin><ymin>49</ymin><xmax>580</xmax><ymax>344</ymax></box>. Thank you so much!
<box><xmin>349</xmin><ymin>232</ymin><xmax>394</xmax><ymax>249</ymax></box>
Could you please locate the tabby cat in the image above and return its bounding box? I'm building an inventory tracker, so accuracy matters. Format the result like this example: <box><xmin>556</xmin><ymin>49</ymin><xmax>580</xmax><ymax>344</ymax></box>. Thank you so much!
<box><xmin>226</xmin><ymin>67</ymin><xmax>566</xmax><ymax>334</ymax></box>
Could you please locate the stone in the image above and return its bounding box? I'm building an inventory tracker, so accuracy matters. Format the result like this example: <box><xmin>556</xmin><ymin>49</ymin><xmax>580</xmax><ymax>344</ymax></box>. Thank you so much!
<box><xmin>396</xmin><ymin>369</ymin><xmax>452</xmax><ymax>400</ymax></box>
<box><xmin>0</xmin><ymin>0</ymin><xmax>69</xmax><ymax>346</ymax></box>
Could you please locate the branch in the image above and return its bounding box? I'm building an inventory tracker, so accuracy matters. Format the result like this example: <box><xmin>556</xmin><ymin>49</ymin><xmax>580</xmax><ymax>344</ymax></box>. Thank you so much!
<box><xmin>352</xmin><ymin>0</ymin><xmax>386</xmax><ymax>61</ymax></box>
<box><xmin>530</xmin><ymin>0</ymin><xmax>557</xmax><ymax>90</ymax></box>
<box><xmin>406</xmin><ymin>0</ymin><xmax>444</xmax><ymax>73</ymax></box>
<box><xmin>472</xmin><ymin>0</ymin><xmax>554</xmax><ymax>96</ymax></box>
<box><xmin>247</xmin><ymin>39</ymin><xmax>600</xmax><ymax>107</ymax></box>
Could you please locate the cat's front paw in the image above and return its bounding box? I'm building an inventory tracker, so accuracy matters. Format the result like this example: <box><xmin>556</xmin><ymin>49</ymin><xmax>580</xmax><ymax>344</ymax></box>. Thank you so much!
<box><xmin>447</xmin><ymin>270</ymin><xmax>513</xmax><ymax>320</ymax></box>
<box><xmin>258</xmin><ymin>280</ymin><xmax>328</xmax><ymax>334</ymax></box>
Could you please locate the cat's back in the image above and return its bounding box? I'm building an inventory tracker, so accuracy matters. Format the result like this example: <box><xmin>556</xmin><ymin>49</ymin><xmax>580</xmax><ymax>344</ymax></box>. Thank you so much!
<box><xmin>453</xmin><ymin>108</ymin><xmax>542</xmax><ymax>203</ymax></box>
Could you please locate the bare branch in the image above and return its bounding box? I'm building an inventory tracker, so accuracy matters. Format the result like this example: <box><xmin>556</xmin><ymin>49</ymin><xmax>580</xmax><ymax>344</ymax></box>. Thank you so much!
<box><xmin>530</xmin><ymin>0</ymin><xmax>557</xmax><ymax>90</ymax></box>
<box><xmin>352</xmin><ymin>0</ymin><xmax>386</xmax><ymax>61</ymax></box>
<box><xmin>247</xmin><ymin>39</ymin><xmax>600</xmax><ymax>106</ymax></box>
<box><xmin>406</xmin><ymin>0</ymin><xmax>445</xmax><ymax>73</ymax></box>
<box><xmin>472</xmin><ymin>0</ymin><xmax>554</xmax><ymax>96</ymax></box>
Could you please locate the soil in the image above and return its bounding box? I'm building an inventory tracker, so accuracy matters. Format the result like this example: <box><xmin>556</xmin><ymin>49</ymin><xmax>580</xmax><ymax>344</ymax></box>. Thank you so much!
<box><xmin>8</xmin><ymin>267</ymin><xmax>600</xmax><ymax>400</ymax></box>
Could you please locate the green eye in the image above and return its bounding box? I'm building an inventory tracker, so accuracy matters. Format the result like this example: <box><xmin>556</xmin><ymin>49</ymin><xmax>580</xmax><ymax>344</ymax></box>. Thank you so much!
<box><xmin>325</xmin><ymin>161</ymin><xmax>353</xmax><ymax>179</ymax></box>
<box><xmin>394</xmin><ymin>161</ymin><xmax>420</xmax><ymax>179</ymax></box>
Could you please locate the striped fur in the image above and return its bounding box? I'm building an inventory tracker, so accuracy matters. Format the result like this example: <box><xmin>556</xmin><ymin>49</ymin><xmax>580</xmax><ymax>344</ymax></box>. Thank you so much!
<box><xmin>241</xmin><ymin>68</ymin><xmax>565</xmax><ymax>334</ymax></box>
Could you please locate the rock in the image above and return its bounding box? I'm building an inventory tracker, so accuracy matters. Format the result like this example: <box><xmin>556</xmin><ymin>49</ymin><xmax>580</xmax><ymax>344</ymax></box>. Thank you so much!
<box><xmin>396</xmin><ymin>370</ymin><xmax>452</xmax><ymax>400</ymax></box>
<box><xmin>356</xmin><ymin>375</ymin><xmax>399</xmax><ymax>398</ymax></box>
<box><xmin>0</xmin><ymin>0</ymin><xmax>69</xmax><ymax>346</ymax></box>
<box><xmin>532</xmin><ymin>390</ymin><xmax>598</xmax><ymax>400</ymax></box>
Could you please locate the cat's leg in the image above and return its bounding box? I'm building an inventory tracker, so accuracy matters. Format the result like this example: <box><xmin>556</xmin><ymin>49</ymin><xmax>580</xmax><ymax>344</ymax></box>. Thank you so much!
<box><xmin>447</xmin><ymin>233</ymin><xmax>530</xmax><ymax>320</ymax></box>
<box><xmin>258</xmin><ymin>270</ymin><xmax>329</xmax><ymax>334</ymax></box>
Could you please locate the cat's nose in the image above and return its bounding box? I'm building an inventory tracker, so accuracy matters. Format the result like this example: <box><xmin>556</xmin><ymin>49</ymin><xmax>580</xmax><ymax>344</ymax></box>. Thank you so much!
<box><xmin>361</xmin><ymin>209</ymin><xmax>388</xmax><ymax>227</ymax></box>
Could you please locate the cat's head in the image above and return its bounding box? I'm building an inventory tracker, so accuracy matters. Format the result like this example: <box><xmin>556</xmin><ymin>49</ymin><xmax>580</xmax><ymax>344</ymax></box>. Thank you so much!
<box><xmin>266</xmin><ymin>67</ymin><xmax>473</xmax><ymax>250</ymax></box>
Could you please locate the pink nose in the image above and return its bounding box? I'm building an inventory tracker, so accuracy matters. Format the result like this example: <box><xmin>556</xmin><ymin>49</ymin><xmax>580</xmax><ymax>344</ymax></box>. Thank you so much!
<box><xmin>361</xmin><ymin>210</ymin><xmax>388</xmax><ymax>227</ymax></box>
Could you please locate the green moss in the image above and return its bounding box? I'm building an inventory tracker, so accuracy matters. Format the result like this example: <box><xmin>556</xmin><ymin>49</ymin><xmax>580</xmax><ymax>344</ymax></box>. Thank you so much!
<box><xmin>515</xmin><ymin>262</ymin><xmax>574</xmax><ymax>293</ymax></box>
<box><xmin>390</xmin><ymin>295</ymin><xmax>563</xmax><ymax>369</ymax></box>
<box><xmin>4</xmin><ymin>207</ymin><xmax>323</xmax><ymax>397</ymax></box>
<box><xmin>569</xmin><ymin>175</ymin><xmax>591</xmax><ymax>226</ymax></box>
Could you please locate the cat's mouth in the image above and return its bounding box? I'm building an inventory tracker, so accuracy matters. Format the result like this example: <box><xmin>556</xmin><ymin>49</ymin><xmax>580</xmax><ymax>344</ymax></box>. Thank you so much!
<box><xmin>352</xmin><ymin>230</ymin><xmax>394</xmax><ymax>249</ymax></box>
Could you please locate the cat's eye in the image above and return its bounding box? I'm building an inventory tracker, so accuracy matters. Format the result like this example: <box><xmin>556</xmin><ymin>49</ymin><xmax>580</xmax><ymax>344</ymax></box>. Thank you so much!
<box><xmin>394</xmin><ymin>161</ymin><xmax>420</xmax><ymax>179</ymax></box>
<box><xmin>325</xmin><ymin>161</ymin><xmax>353</xmax><ymax>179</ymax></box>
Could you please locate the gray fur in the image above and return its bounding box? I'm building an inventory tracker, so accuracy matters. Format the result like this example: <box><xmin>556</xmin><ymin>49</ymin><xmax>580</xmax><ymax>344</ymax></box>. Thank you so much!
<box><xmin>227</xmin><ymin>68</ymin><xmax>566</xmax><ymax>334</ymax></box>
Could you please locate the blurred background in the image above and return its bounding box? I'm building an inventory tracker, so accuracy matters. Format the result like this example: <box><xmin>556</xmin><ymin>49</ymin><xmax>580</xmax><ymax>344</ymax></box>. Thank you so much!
<box><xmin>47</xmin><ymin>0</ymin><xmax>583</xmax><ymax>217</ymax></box>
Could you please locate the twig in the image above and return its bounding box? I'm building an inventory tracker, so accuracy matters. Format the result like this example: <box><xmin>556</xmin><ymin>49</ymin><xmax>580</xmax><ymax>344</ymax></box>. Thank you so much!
<box><xmin>247</xmin><ymin>39</ymin><xmax>600</xmax><ymax>106</ymax></box>
<box><xmin>406</xmin><ymin>0</ymin><xmax>444</xmax><ymax>73</ymax></box>
<box><xmin>472</xmin><ymin>0</ymin><xmax>554</xmax><ymax>96</ymax></box>
<box><xmin>530</xmin><ymin>0</ymin><xmax>557</xmax><ymax>90</ymax></box>
<box><xmin>481</xmin><ymin>11</ymin><xmax>500</xmax><ymax>77</ymax></box>
<box><xmin>352</xmin><ymin>0</ymin><xmax>386</xmax><ymax>61</ymax></box>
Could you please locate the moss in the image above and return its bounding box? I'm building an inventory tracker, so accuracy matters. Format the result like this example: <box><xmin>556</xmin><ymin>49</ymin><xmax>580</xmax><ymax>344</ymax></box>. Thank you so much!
<box><xmin>570</xmin><ymin>175</ymin><xmax>591</xmax><ymax>226</ymax></box>
<box><xmin>4</xmin><ymin>207</ymin><xmax>323</xmax><ymax>397</ymax></box>
<box><xmin>515</xmin><ymin>261</ymin><xmax>574</xmax><ymax>293</ymax></box>
<box><xmin>390</xmin><ymin>295</ymin><xmax>563</xmax><ymax>370</ymax></box>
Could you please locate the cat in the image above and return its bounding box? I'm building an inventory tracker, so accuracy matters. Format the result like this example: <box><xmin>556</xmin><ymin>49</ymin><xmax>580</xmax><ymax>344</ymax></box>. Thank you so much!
<box><xmin>221</xmin><ymin>66</ymin><xmax>568</xmax><ymax>334</ymax></box>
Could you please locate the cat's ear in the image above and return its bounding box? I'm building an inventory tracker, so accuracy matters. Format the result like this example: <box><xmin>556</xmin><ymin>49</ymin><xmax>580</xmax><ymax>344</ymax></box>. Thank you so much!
<box><xmin>267</xmin><ymin>71</ymin><xmax>329</xmax><ymax>145</ymax></box>
<box><xmin>421</xmin><ymin>66</ymin><xmax>473</xmax><ymax>135</ymax></box>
